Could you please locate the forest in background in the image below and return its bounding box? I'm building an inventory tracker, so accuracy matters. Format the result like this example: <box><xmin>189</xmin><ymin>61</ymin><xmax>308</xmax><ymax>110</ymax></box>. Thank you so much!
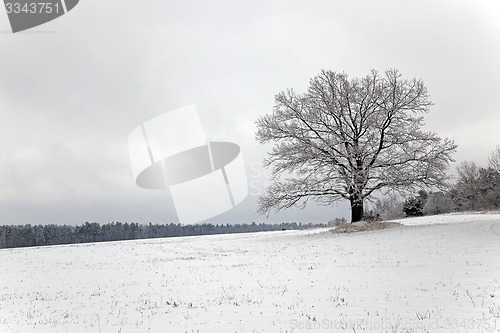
<box><xmin>0</xmin><ymin>221</ymin><xmax>327</xmax><ymax>249</ymax></box>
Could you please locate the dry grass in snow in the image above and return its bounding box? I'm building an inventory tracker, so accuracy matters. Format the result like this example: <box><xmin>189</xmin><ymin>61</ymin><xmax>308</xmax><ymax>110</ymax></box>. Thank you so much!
<box><xmin>1</xmin><ymin>213</ymin><xmax>500</xmax><ymax>332</ymax></box>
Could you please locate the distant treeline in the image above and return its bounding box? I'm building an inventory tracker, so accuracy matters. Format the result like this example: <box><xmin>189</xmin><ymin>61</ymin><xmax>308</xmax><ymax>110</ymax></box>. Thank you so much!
<box><xmin>0</xmin><ymin>221</ymin><xmax>326</xmax><ymax>249</ymax></box>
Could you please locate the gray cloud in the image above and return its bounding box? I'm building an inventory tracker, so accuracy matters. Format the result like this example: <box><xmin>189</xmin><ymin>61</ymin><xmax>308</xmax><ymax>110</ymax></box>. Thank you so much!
<box><xmin>0</xmin><ymin>0</ymin><xmax>499</xmax><ymax>224</ymax></box>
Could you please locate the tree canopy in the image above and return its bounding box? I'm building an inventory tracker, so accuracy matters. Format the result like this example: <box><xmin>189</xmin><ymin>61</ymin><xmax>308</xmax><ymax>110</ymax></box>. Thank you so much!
<box><xmin>488</xmin><ymin>145</ymin><xmax>500</xmax><ymax>173</ymax></box>
<box><xmin>256</xmin><ymin>69</ymin><xmax>457</xmax><ymax>222</ymax></box>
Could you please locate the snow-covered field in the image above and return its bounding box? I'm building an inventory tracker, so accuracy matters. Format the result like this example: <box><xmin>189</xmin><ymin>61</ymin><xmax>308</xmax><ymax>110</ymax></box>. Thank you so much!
<box><xmin>1</xmin><ymin>214</ymin><xmax>500</xmax><ymax>333</ymax></box>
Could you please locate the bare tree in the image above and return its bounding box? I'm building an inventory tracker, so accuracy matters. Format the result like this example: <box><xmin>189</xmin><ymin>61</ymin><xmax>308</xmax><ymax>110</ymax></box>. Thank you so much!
<box><xmin>423</xmin><ymin>192</ymin><xmax>453</xmax><ymax>215</ymax></box>
<box><xmin>255</xmin><ymin>69</ymin><xmax>457</xmax><ymax>222</ymax></box>
<box><xmin>456</xmin><ymin>161</ymin><xmax>480</xmax><ymax>185</ymax></box>
<box><xmin>488</xmin><ymin>146</ymin><xmax>500</xmax><ymax>173</ymax></box>
<box><xmin>452</xmin><ymin>161</ymin><xmax>482</xmax><ymax>211</ymax></box>
<box><xmin>373</xmin><ymin>194</ymin><xmax>405</xmax><ymax>220</ymax></box>
<box><xmin>451</xmin><ymin>160</ymin><xmax>500</xmax><ymax>211</ymax></box>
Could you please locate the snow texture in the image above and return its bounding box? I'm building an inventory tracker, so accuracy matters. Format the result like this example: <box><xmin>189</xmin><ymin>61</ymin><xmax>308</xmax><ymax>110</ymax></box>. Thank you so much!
<box><xmin>1</xmin><ymin>214</ymin><xmax>500</xmax><ymax>332</ymax></box>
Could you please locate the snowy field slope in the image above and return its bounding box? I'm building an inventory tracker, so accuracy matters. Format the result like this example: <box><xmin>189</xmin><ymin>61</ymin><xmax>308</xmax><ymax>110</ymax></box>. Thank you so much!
<box><xmin>1</xmin><ymin>214</ymin><xmax>500</xmax><ymax>333</ymax></box>
<box><xmin>394</xmin><ymin>212</ymin><xmax>500</xmax><ymax>226</ymax></box>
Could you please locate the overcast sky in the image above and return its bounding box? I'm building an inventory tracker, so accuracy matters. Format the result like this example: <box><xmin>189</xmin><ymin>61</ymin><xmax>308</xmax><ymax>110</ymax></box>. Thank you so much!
<box><xmin>1</xmin><ymin>0</ymin><xmax>499</xmax><ymax>225</ymax></box>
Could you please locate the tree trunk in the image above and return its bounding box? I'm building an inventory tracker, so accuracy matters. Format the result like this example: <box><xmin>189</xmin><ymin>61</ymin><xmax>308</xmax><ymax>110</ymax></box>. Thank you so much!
<box><xmin>350</xmin><ymin>198</ymin><xmax>364</xmax><ymax>223</ymax></box>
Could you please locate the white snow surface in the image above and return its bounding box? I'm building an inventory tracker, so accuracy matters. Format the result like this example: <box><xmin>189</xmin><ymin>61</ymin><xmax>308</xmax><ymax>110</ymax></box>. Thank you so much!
<box><xmin>1</xmin><ymin>214</ymin><xmax>500</xmax><ymax>332</ymax></box>
<box><xmin>394</xmin><ymin>212</ymin><xmax>500</xmax><ymax>226</ymax></box>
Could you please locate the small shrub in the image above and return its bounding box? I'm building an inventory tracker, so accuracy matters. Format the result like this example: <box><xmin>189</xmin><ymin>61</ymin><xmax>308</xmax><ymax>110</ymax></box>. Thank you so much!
<box><xmin>363</xmin><ymin>209</ymin><xmax>381</xmax><ymax>221</ymax></box>
<box><xmin>423</xmin><ymin>192</ymin><xmax>453</xmax><ymax>215</ymax></box>
<box><xmin>369</xmin><ymin>195</ymin><xmax>405</xmax><ymax>221</ymax></box>
<box><xmin>403</xmin><ymin>191</ymin><xmax>428</xmax><ymax>217</ymax></box>
<box><xmin>328</xmin><ymin>218</ymin><xmax>348</xmax><ymax>227</ymax></box>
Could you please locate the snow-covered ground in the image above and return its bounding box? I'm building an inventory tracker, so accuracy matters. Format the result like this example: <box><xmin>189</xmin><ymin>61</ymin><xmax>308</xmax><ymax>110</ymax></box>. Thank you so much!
<box><xmin>395</xmin><ymin>212</ymin><xmax>500</xmax><ymax>226</ymax></box>
<box><xmin>1</xmin><ymin>214</ymin><xmax>500</xmax><ymax>333</ymax></box>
